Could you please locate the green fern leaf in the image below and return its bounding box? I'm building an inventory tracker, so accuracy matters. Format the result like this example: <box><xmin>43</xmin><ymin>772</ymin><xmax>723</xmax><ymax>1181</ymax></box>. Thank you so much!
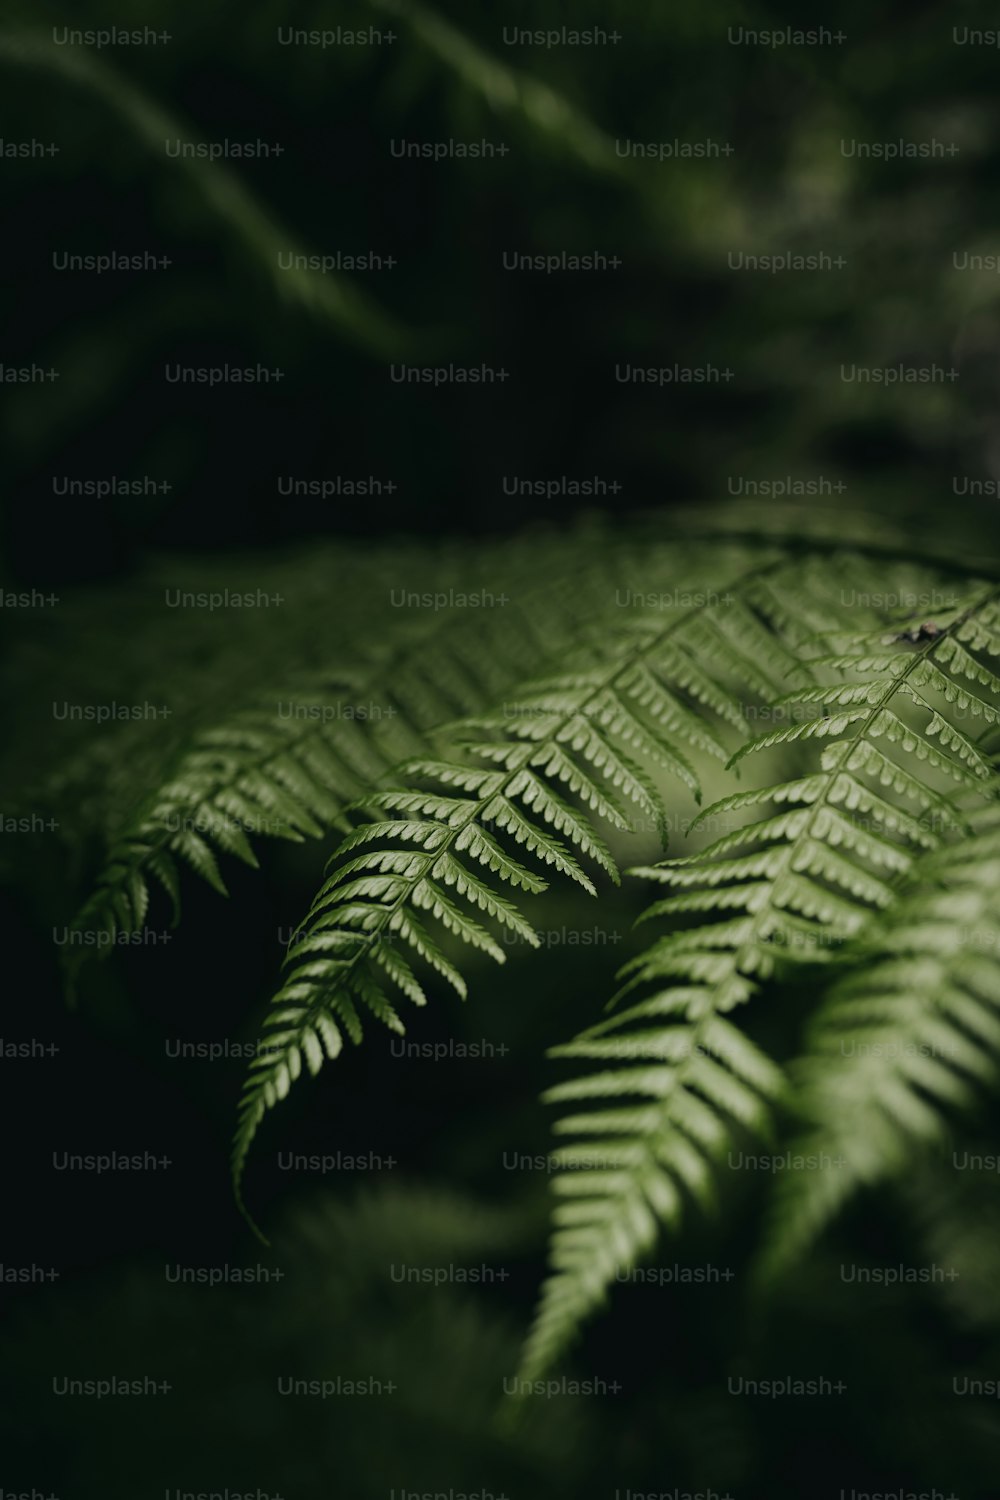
<box><xmin>756</xmin><ymin>798</ymin><xmax>1000</xmax><ymax>1280</ymax></box>
<box><xmin>232</xmin><ymin>558</ymin><xmax>799</xmax><ymax>1231</ymax></box>
<box><xmin>519</xmin><ymin>572</ymin><xmax>1000</xmax><ymax>1379</ymax></box>
<box><xmin>64</xmin><ymin>557</ymin><xmax>623</xmax><ymax>971</ymax></box>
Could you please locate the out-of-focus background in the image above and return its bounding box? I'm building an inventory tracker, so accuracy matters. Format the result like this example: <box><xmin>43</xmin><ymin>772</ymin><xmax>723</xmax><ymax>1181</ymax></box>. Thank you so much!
<box><xmin>5</xmin><ymin>0</ymin><xmax>1000</xmax><ymax>578</ymax></box>
<box><xmin>4</xmin><ymin>2</ymin><xmax>1000</xmax><ymax>1497</ymax></box>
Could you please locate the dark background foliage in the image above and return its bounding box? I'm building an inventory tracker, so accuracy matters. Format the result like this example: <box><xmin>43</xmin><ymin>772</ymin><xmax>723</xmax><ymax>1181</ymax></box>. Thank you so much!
<box><xmin>4</xmin><ymin>2</ymin><xmax>1000</xmax><ymax>1496</ymax></box>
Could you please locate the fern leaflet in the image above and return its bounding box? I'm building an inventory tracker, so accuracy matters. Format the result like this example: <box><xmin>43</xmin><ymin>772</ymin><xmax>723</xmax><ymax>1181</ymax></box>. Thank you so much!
<box><xmin>757</xmin><ymin>797</ymin><xmax>1000</xmax><ymax>1280</ymax></box>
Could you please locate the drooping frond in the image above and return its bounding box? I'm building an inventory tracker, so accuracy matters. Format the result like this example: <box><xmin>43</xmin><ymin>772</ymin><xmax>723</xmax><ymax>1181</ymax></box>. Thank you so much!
<box><xmin>61</xmin><ymin>537</ymin><xmax>639</xmax><ymax>981</ymax></box>
<box><xmin>519</xmin><ymin>995</ymin><xmax>785</xmax><ymax>1384</ymax></box>
<box><xmin>231</xmin><ymin>550</ymin><xmax>813</xmax><ymax>1231</ymax></box>
<box><xmin>520</xmin><ymin>567</ymin><xmax>1000</xmax><ymax>1379</ymax></box>
<box><xmin>756</xmin><ymin>798</ymin><xmax>1000</xmax><ymax>1281</ymax></box>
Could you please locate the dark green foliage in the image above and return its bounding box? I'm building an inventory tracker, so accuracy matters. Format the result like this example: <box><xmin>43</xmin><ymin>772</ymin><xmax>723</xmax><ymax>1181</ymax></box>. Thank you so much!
<box><xmin>15</xmin><ymin>516</ymin><xmax>1000</xmax><ymax>1389</ymax></box>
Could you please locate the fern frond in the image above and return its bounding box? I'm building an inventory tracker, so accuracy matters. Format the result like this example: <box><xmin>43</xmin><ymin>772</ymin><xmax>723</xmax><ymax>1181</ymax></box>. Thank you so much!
<box><xmin>520</xmin><ymin>570</ymin><xmax>1000</xmax><ymax>1379</ymax></box>
<box><xmin>517</xmin><ymin>1008</ymin><xmax>784</xmax><ymax>1383</ymax></box>
<box><xmin>66</xmin><ymin>668</ymin><xmax>407</xmax><ymax>962</ymax></box>
<box><xmin>232</xmin><ymin>555</ymin><xmax>805</xmax><ymax>1232</ymax></box>
<box><xmin>757</xmin><ymin>798</ymin><xmax>1000</xmax><ymax>1281</ymax></box>
<box><xmin>63</xmin><ymin>552</ymin><xmax>616</xmax><ymax>979</ymax></box>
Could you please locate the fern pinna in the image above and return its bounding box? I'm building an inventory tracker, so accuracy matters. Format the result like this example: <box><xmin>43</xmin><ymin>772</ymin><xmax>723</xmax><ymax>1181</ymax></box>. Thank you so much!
<box><xmin>520</xmin><ymin>568</ymin><xmax>1000</xmax><ymax>1380</ymax></box>
<box><xmin>758</xmin><ymin>796</ymin><xmax>1000</xmax><ymax>1279</ymax></box>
